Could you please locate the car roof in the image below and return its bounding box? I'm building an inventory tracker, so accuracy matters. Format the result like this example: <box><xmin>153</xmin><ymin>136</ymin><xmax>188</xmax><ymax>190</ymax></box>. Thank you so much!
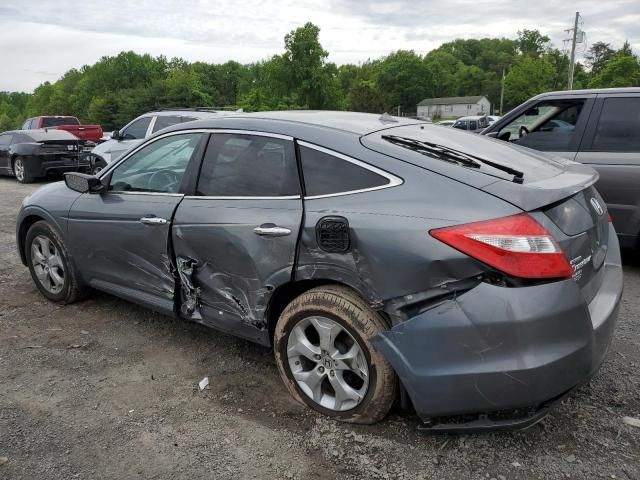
<box><xmin>455</xmin><ymin>115</ymin><xmax>487</xmax><ymax>121</ymax></box>
<box><xmin>146</xmin><ymin>109</ymin><xmax>243</xmax><ymax>118</ymax></box>
<box><xmin>192</xmin><ymin>111</ymin><xmax>424</xmax><ymax>135</ymax></box>
<box><xmin>532</xmin><ymin>87</ymin><xmax>640</xmax><ymax>100</ymax></box>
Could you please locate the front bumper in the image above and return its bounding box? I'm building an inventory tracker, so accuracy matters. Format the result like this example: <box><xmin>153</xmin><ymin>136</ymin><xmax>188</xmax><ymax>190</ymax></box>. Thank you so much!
<box><xmin>373</xmin><ymin>226</ymin><xmax>623</xmax><ymax>429</ymax></box>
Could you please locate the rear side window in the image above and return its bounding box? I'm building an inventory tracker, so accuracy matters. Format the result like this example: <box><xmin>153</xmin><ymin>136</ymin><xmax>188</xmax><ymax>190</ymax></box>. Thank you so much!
<box><xmin>197</xmin><ymin>134</ymin><xmax>299</xmax><ymax>197</ymax></box>
<box><xmin>152</xmin><ymin>115</ymin><xmax>183</xmax><ymax>133</ymax></box>
<box><xmin>121</xmin><ymin>117</ymin><xmax>152</xmax><ymax>140</ymax></box>
<box><xmin>42</xmin><ymin>117</ymin><xmax>79</xmax><ymax>127</ymax></box>
<box><xmin>300</xmin><ymin>145</ymin><xmax>390</xmax><ymax>197</ymax></box>
<box><xmin>591</xmin><ymin>97</ymin><xmax>640</xmax><ymax>152</ymax></box>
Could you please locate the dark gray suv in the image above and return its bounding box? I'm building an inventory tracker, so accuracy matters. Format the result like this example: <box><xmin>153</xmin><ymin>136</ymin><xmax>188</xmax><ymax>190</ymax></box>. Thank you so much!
<box><xmin>16</xmin><ymin>112</ymin><xmax>622</xmax><ymax>430</ymax></box>
<box><xmin>483</xmin><ymin>87</ymin><xmax>640</xmax><ymax>250</ymax></box>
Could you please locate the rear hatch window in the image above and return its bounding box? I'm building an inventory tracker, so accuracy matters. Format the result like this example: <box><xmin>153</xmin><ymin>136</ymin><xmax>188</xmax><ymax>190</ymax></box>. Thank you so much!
<box><xmin>42</xmin><ymin>117</ymin><xmax>79</xmax><ymax>127</ymax></box>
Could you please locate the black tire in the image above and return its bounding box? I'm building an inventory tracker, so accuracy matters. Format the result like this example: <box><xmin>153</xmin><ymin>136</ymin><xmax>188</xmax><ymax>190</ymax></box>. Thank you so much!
<box><xmin>274</xmin><ymin>285</ymin><xmax>397</xmax><ymax>424</ymax></box>
<box><xmin>25</xmin><ymin>221</ymin><xmax>87</xmax><ymax>304</ymax></box>
<box><xmin>13</xmin><ymin>157</ymin><xmax>34</xmax><ymax>184</ymax></box>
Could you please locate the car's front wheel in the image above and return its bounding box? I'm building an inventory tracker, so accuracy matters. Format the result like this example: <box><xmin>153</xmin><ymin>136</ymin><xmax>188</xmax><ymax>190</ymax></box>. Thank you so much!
<box><xmin>25</xmin><ymin>221</ymin><xmax>86</xmax><ymax>303</ymax></box>
<box><xmin>274</xmin><ymin>286</ymin><xmax>397</xmax><ymax>424</ymax></box>
<box><xmin>13</xmin><ymin>157</ymin><xmax>34</xmax><ymax>184</ymax></box>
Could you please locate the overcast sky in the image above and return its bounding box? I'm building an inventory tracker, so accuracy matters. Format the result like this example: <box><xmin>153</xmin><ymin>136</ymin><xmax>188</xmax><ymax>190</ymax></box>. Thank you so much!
<box><xmin>1</xmin><ymin>0</ymin><xmax>639</xmax><ymax>92</ymax></box>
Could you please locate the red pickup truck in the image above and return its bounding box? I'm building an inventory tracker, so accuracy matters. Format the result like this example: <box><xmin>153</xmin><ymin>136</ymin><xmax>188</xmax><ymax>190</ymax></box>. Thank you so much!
<box><xmin>21</xmin><ymin>116</ymin><xmax>103</xmax><ymax>143</ymax></box>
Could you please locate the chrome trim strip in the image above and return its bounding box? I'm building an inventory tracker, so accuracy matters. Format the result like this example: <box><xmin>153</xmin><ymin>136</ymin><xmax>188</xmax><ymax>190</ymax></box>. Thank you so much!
<box><xmin>98</xmin><ymin>129</ymin><xmax>294</xmax><ymax>178</ymax></box>
<box><xmin>297</xmin><ymin>141</ymin><xmax>404</xmax><ymax>199</ymax></box>
<box><xmin>107</xmin><ymin>191</ymin><xmax>185</xmax><ymax>197</ymax></box>
<box><xmin>185</xmin><ymin>195</ymin><xmax>300</xmax><ymax>200</ymax></box>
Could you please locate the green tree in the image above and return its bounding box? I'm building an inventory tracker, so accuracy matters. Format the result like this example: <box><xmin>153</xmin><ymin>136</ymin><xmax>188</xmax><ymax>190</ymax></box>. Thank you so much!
<box><xmin>504</xmin><ymin>56</ymin><xmax>555</xmax><ymax>107</ymax></box>
<box><xmin>585</xmin><ymin>42</ymin><xmax>615</xmax><ymax>75</ymax></box>
<box><xmin>517</xmin><ymin>29</ymin><xmax>551</xmax><ymax>57</ymax></box>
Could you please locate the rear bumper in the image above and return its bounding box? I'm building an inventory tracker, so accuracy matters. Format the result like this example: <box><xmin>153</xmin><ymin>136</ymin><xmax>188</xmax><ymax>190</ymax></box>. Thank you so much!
<box><xmin>23</xmin><ymin>155</ymin><xmax>90</xmax><ymax>177</ymax></box>
<box><xmin>373</xmin><ymin>226</ymin><xmax>623</xmax><ymax>427</ymax></box>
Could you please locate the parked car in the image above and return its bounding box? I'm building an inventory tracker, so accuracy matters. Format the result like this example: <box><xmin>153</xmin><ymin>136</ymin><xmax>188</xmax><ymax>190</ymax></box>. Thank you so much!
<box><xmin>452</xmin><ymin>115</ymin><xmax>490</xmax><ymax>132</ymax></box>
<box><xmin>0</xmin><ymin>129</ymin><xmax>93</xmax><ymax>183</ymax></box>
<box><xmin>487</xmin><ymin>115</ymin><xmax>501</xmax><ymax>125</ymax></box>
<box><xmin>483</xmin><ymin>87</ymin><xmax>640</xmax><ymax>250</ymax></box>
<box><xmin>16</xmin><ymin>111</ymin><xmax>622</xmax><ymax>430</ymax></box>
<box><xmin>437</xmin><ymin>120</ymin><xmax>455</xmax><ymax>127</ymax></box>
<box><xmin>90</xmin><ymin>108</ymin><xmax>242</xmax><ymax>173</ymax></box>
<box><xmin>22</xmin><ymin>116</ymin><xmax>103</xmax><ymax>144</ymax></box>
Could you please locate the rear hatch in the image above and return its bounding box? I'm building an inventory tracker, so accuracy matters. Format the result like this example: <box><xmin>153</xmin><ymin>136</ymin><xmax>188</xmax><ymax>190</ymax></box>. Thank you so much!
<box><xmin>362</xmin><ymin>124</ymin><xmax>609</xmax><ymax>301</ymax></box>
<box><xmin>56</xmin><ymin>125</ymin><xmax>103</xmax><ymax>143</ymax></box>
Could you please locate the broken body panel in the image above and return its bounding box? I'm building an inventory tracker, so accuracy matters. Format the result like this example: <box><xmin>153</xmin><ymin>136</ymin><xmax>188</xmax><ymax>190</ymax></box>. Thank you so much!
<box><xmin>16</xmin><ymin>112</ymin><xmax>623</xmax><ymax>427</ymax></box>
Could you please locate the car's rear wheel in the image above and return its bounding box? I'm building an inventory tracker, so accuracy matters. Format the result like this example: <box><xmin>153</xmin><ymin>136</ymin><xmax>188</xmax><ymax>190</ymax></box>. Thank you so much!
<box><xmin>274</xmin><ymin>285</ymin><xmax>397</xmax><ymax>424</ymax></box>
<box><xmin>25</xmin><ymin>221</ymin><xmax>86</xmax><ymax>303</ymax></box>
<box><xmin>13</xmin><ymin>157</ymin><xmax>34</xmax><ymax>184</ymax></box>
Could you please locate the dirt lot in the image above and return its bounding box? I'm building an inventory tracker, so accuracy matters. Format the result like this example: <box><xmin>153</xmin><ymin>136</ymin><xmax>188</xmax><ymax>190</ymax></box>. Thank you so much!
<box><xmin>0</xmin><ymin>177</ymin><xmax>639</xmax><ymax>480</ymax></box>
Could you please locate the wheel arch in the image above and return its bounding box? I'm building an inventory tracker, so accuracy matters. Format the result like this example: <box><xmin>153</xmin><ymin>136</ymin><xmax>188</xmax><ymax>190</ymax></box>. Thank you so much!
<box><xmin>265</xmin><ymin>278</ymin><xmax>387</xmax><ymax>346</ymax></box>
<box><xmin>17</xmin><ymin>210</ymin><xmax>65</xmax><ymax>265</ymax></box>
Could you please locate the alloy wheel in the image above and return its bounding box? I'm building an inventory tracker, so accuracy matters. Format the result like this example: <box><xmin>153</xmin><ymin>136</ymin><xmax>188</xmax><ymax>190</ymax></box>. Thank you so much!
<box><xmin>31</xmin><ymin>235</ymin><xmax>65</xmax><ymax>294</ymax></box>
<box><xmin>14</xmin><ymin>159</ymin><xmax>24</xmax><ymax>182</ymax></box>
<box><xmin>287</xmin><ymin>316</ymin><xmax>369</xmax><ymax>411</ymax></box>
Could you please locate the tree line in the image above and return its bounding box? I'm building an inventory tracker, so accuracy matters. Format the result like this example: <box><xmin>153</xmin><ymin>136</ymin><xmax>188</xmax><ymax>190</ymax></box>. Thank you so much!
<box><xmin>1</xmin><ymin>22</ymin><xmax>639</xmax><ymax>131</ymax></box>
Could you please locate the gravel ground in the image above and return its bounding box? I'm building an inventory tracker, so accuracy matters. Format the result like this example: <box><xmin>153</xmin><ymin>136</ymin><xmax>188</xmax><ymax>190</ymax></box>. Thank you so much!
<box><xmin>0</xmin><ymin>177</ymin><xmax>639</xmax><ymax>480</ymax></box>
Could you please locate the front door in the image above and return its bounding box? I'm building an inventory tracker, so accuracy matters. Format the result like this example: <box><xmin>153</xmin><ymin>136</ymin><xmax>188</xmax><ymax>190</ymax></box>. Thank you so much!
<box><xmin>491</xmin><ymin>97</ymin><xmax>594</xmax><ymax>161</ymax></box>
<box><xmin>67</xmin><ymin>132</ymin><xmax>207</xmax><ymax>313</ymax></box>
<box><xmin>0</xmin><ymin>133</ymin><xmax>12</xmax><ymax>173</ymax></box>
<box><xmin>172</xmin><ymin>131</ymin><xmax>303</xmax><ymax>344</ymax></box>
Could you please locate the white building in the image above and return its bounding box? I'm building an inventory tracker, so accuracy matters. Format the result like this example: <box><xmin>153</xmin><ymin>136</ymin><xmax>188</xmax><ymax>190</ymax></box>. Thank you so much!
<box><xmin>417</xmin><ymin>96</ymin><xmax>491</xmax><ymax>119</ymax></box>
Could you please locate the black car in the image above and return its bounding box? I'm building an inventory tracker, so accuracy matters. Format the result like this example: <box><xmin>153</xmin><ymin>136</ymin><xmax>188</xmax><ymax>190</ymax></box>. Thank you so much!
<box><xmin>0</xmin><ymin>129</ymin><xmax>94</xmax><ymax>183</ymax></box>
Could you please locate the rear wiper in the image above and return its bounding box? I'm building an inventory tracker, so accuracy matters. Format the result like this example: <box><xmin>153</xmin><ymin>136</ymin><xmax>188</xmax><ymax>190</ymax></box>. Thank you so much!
<box><xmin>382</xmin><ymin>135</ymin><xmax>524</xmax><ymax>184</ymax></box>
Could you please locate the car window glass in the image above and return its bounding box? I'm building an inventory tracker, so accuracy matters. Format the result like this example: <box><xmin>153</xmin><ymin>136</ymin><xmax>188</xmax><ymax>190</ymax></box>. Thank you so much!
<box><xmin>21</xmin><ymin>120</ymin><xmax>31</xmax><ymax>129</ymax></box>
<box><xmin>469</xmin><ymin>120</ymin><xmax>477</xmax><ymax>130</ymax></box>
<box><xmin>109</xmin><ymin>133</ymin><xmax>202</xmax><ymax>193</ymax></box>
<box><xmin>197</xmin><ymin>134</ymin><xmax>299</xmax><ymax>197</ymax></box>
<box><xmin>300</xmin><ymin>145</ymin><xmax>389</xmax><ymax>197</ymax></box>
<box><xmin>591</xmin><ymin>97</ymin><xmax>640</xmax><ymax>152</ymax></box>
<box><xmin>121</xmin><ymin>117</ymin><xmax>152</xmax><ymax>140</ymax></box>
<box><xmin>499</xmin><ymin>100</ymin><xmax>585</xmax><ymax>151</ymax></box>
<box><xmin>453</xmin><ymin>121</ymin><xmax>466</xmax><ymax>130</ymax></box>
<box><xmin>152</xmin><ymin>115</ymin><xmax>183</xmax><ymax>133</ymax></box>
<box><xmin>42</xmin><ymin>117</ymin><xmax>79</xmax><ymax>127</ymax></box>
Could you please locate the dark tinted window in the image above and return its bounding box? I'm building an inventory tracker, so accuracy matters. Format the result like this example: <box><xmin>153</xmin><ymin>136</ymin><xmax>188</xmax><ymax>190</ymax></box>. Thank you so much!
<box><xmin>42</xmin><ymin>117</ymin><xmax>79</xmax><ymax>127</ymax></box>
<box><xmin>300</xmin><ymin>145</ymin><xmax>389</xmax><ymax>197</ymax></box>
<box><xmin>591</xmin><ymin>97</ymin><xmax>640</xmax><ymax>152</ymax></box>
<box><xmin>152</xmin><ymin>115</ymin><xmax>183</xmax><ymax>133</ymax></box>
<box><xmin>121</xmin><ymin>117</ymin><xmax>152</xmax><ymax>140</ymax></box>
<box><xmin>197</xmin><ymin>134</ymin><xmax>299</xmax><ymax>197</ymax></box>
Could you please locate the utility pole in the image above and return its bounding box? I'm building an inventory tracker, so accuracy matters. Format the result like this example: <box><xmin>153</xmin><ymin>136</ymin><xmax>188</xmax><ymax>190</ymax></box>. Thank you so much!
<box><xmin>567</xmin><ymin>11</ymin><xmax>581</xmax><ymax>90</ymax></box>
<box><xmin>499</xmin><ymin>67</ymin><xmax>505</xmax><ymax>115</ymax></box>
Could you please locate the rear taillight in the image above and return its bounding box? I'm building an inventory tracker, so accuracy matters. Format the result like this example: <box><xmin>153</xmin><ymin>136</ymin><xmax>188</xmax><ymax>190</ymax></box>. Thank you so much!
<box><xmin>430</xmin><ymin>214</ymin><xmax>573</xmax><ymax>280</ymax></box>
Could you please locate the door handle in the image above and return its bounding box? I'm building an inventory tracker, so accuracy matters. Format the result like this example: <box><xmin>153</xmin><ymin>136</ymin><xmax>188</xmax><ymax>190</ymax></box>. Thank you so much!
<box><xmin>140</xmin><ymin>216</ymin><xmax>168</xmax><ymax>226</ymax></box>
<box><xmin>253</xmin><ymin>224</ymin><xmax>291</xmax><ymax>237</ymax></box>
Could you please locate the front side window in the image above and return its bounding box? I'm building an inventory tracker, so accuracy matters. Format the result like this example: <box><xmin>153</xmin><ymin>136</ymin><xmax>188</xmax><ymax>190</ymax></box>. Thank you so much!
<box><xmin>300</xmin><ymin>145</ymin><xmax>390</xmax><ymax>197</ymax></box>
<box><xmin>591</xmin><ymin>97</ymin><xmax>640</xmax><ymax>152</ymax></box>
<box><xmin>120</xmin><ymin>117</ymin><xmax>152</xmax><ymax>140</ymax></box>
<box><xmin>498</xmin><ymin>99</ymin><xmax>586</xmax><ymax>151</ymax></box>
<box><xmin>197</xmin><ymin>133</ymin><xmax>299</xmax><ymax>197</ymax></box>
<box><xmin>21</xmin><ymin>119</ymin><xmax>31</xmax><ymax>130</ymax></box>
<box><xmin>453</xmin><ymin>120</ymin><xmax>467</xmax><ymax>130</ymax></box>
<box><xmin>109</xmin><ymin>133</ymin><xmax>203</xmax><ymax>193</ymax></box>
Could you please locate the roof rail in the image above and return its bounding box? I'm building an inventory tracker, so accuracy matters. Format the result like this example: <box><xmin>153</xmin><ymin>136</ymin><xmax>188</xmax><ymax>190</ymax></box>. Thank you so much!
<box><xmin>155</xmin><ymin>107</ymin><xmax>243</xmax><ymax>112</ymax></box>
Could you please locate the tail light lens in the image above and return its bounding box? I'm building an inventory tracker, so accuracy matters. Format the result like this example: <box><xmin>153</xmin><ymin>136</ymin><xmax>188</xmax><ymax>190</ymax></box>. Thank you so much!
<box><xmin>430</xmin><ymin>214</ymin><xmax>573</xmax><ymax>279</ymax></box>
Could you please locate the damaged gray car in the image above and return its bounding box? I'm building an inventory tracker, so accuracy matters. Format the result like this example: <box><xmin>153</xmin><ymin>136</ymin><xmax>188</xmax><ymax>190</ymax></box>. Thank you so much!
<box><xmin>16</xmin><ymin>111</ymin><xmax>623</xmax><ymax>431</ymax></box>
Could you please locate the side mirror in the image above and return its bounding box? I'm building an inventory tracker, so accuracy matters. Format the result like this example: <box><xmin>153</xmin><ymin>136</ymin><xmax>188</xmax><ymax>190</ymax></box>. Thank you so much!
<box><xmin>111</xmin><ymin>130</ymin><xmax>121</xmax><ymax>140</ymax></box>
<box><xmin>64</xmin><ymin>172</ymin><xmax>105</xmax><ymax>194</ymax></box>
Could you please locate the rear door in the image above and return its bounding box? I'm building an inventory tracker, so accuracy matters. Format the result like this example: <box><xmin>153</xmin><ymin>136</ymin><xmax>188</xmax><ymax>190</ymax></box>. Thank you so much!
<box><xmin>68</xmin><ymin>131</ymin><xmax>207</xmax><ymax>314</ymax></box>
<box><xmin>575</xmin><ymin>93</ymin><xmax>640</xmax><ymax>246</ymax></box>
<box><xmin>171</xmin><ymin>131</ymin><xmax>302</xmax><ymax>344</ymax></box>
